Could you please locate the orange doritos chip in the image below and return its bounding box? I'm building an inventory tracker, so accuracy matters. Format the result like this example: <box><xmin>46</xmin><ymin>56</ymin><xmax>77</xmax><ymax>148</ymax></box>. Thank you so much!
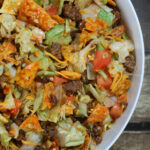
<box><xmin>16</xmin><ymin>62</ymin><xmax>39</xmax><ymax>88</ymax></box>
<box><xmin>19</xmin><ymin>115</ymin><xmax>43</xmax><ymax>132</ymax></box>
<box><xmin>87</xmin><ymin>104</ymin><xmax>108</xmax><ymax>123</ymax></box>
<box><xmin>18</xmin><ymin>0</ymin><xmax>57</xmax><ymax>31</ymax></box>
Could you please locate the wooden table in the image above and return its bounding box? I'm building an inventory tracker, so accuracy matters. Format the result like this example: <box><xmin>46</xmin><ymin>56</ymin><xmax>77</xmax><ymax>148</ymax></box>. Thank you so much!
<box><xmin>110</xmin><ymin>0</ymin><xmax>150</xmax><ymax>149</ymax></box>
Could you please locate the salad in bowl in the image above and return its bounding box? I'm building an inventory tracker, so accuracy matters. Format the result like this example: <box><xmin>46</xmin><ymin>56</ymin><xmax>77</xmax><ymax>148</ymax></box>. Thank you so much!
<box><xmin>0</xmin><ymin>0</ymin><xmax>136</xmax><ymax>149</ymax></box>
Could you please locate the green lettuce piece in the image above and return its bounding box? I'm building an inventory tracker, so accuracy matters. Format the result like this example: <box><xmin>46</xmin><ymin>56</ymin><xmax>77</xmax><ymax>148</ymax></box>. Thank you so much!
<box><xmin>0</xmin><ymin>122</ymin><xmax>11</xmax><ymax>149</ymax></box>
<box><xmin>79</xmin><ymin>95</ymin><xmax>91</xmax><ymax>104</ymax></box>
<box><xmin>88</xmin><ymin>84</ymin><xmax>107</xmax><ymax>103</ymax></box>
<box><xmin>37</xmin><ymin>71</ymin><xmax>55</xmax><ymax>76</ymax></box>
<box><xmin>37</xmin><ymin>108</ymin><xmax>50</xmax><ymax>121</ymax></box>
<box><xmin>0</xmin><ymin>114</ymin><xmax>8</xmax><ymax>123</ymax></box>
<box><xmin>34</xmin><ymin>0</ymin><xmax>43</xmax><ymax>6</ymax></box>
<box><xmin>29</xmin><ymin>51</ymin><xmax>56</xmax><ymax>71</ymax></box>
<box><xmin>49</xmin><ymin>105</ymin><xmax>60</xmax><ymax>123</ymax></box>
<box><xmin>3</xmin><ymin>93</ymin><xmax>15</xmax><ymax>110</ymax></box>
<box><xmin>97</xmin><ymin>9</ymin><xmax>114</xmax><ymax>26</ymax></box>
<box><xmin>33</xmin><ymin>88</ymin><xmax>44</xmax><ymax>113</ymax></box>
<box><xmin>15</xmin><ymin>29</ymin><xmax>37</xmax><ymax>55</ymax></box>
<box><xmin>45</xmin><ymin>24</ymin><xmax>72</xmax><ymax>46</ymax></box>
<box><xmin>78</xmin><ymin>103</ymin><xmax>88</xmax><ymax>117</ymax></box>
<box><xmin>0</xmin><ymin>65</ymin><xmax>4</xmax><ymax>76</ymax></box>
<box><xmin>57</xmin><ymin>119</ymin><xmax>86</xmax><ymax>147</ymax></box>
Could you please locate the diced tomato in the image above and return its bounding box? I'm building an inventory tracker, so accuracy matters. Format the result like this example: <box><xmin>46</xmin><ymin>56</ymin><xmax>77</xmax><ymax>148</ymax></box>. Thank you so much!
<box><xmin>61</xmin><ymin>95</ymin><xmax>75</xmax><ymax>105</ymax></box>
<box><xmin>10</xmin><ymin>99</ymin><xmax>21</xmax><ymax>117</ymax></box>
<box><xmin>46</xmin><ymin>7</ymin><xmax>58</xmax><ymax>15</ymax></box>
<box><xmin>117</xmin><ymin>93</ymin><xmax>127</xmax><ymax>104</ymax></box>
<box><xmin>93</xmin><ymin>50</ymin><xmax>111</xmax><ymax>71</ymax></box>
<box><xmin>53</xmin><ymin>75</ymin><xmax>68</xmax><ymax>86</ymax></box>
<box><xmin>110</xmin><ymin>103</ymin><xmax>122</xmax><ymax>119</ymax></box>
<box><xmin>97</xmin><ymin>74</ymin><xmax>112</xmax><ymax>89</ymax></box>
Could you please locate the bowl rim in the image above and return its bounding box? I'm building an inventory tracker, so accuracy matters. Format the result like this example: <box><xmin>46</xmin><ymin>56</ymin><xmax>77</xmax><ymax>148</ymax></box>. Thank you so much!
<box><xmin>105</xmin><ymin>0</ymin><xmax>145</xmax><ymax>149</ymax></box>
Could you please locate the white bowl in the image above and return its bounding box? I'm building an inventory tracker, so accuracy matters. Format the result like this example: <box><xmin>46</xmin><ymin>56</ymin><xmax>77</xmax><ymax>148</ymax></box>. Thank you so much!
<box><xmin>97</xmin><ymin>0</ymin><xmax>145</xmax><ymax>150</ymax></box>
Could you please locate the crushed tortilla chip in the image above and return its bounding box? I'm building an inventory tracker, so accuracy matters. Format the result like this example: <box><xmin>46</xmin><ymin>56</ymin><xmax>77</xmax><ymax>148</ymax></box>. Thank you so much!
<box><xmin>51</xmin><ymin>15</ymin><xmax>65</xmax><ymax>24</ymax></box>
<box><xmin>18</xmin><ymin>0</ymin><xmax>57</xmax><ymax>31</ymax></box>
<box><xmin>0</xmin><ymin>41</ymin><xmax>16</xmax><ymax>62</ymax></box>
<box><xmin>16</xmin><ymin>61</ymin><xmax>39</xmax><ymax>88</ymax></box>
<box><xmin>87</xmin><ymin>104</ymin><xmax>108</xmax><ymax>123</ymax></box>
<box><xmin>42</xmin><ymin>82</ymin><xmax>55</xmax><ymax>110</ymax></box>
<box><xmin>108</xmin><ymin>0</ymin><xmax>116</xmax><ymax>7</ymax></box>
<box><xmin>19</xmin><ymin>115</ymin><xmax>43</xmax><ymax>132</ymax></box>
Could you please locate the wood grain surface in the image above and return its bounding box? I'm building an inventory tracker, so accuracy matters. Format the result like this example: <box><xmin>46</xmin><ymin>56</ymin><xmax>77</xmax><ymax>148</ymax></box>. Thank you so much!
<box><xmin>110</xmin><ymin>0</ymin><xmax>150</xmax><ymax>149</ymax></box>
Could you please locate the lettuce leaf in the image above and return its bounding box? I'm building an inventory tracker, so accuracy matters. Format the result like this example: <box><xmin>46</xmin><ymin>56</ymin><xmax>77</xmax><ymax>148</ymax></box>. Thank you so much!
<box><xmin>15</xmin><ymin>29</ymin><xmax>37</xmax><ymax>55</ymax></box>
<box><xmin>0</xmin><ymin>122</ymin><xmax>11</xmax><ymax>149</ymax></box>
<box><xmin>57</xmin><ymin>119</ymin><xmax>86</xmax><ymax>147</ymax></box>
<box><xmin>33</xmin><ymin>87</ymin><xmax>44</xmax><ymax>113</ymax></box>
<box><xmin>37</xmin><ymin>108</ymin><xmax>50</xmax><ymax>121</ymax></box>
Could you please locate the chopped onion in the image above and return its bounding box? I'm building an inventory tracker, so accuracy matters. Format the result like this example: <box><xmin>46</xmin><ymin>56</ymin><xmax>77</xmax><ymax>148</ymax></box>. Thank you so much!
<box><xmin>55</xmin><ymin>85</ymin><xmax>64</xmax><ymax>101</ymax></box>
<box><xmin>87</xmin><ymin>62</ymin><xmax>95</xmax><ymax>80</ymax></box>
<box><xmin>94</xmin><ymin>0</ymin><xmax>113</xmax><ymax>12</ymax></box>
<box><xmin>10</xmin><ymin>123</ymin><xmax>19</xmax><ymax>139</ymax></box>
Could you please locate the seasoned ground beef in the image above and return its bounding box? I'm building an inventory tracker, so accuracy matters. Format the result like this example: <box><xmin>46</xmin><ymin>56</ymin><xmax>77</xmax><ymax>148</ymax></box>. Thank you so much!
<box><xmin>0</xmin><ymin>85</ymin><xmax>5</xmax><ymax>101</ymax></box>
<box><xmin>41</xmin><ymin>122</ymin><xmax>57</xmax><ymax>141</ymax></box>
<box><xmin>63</xmin><ymin>80</ymin><xmax>82</xmax><ymax>94</ymax></box>
<box><xmin>113</xmin><ymin>10</ymin><xmax>121</xmax><ymax>27</ymax></box>
<box><xmin>81</xmin><ymin>71</ymin><xmax>89</xmax><ymax>84</ymax></box>
<box><xmin>50</xmin><ymin>95</ymin><xmax>58</xmax><ymax>107</ymax></box>
<box><xmin>124</xmin><ymin>55</ymin><xmax>135</xmax><ymax>73</ymax></box>
<box><xmin>0</xmin><ymin>75</ymin><xmax>9</xmax><ymax>82</ymax></box>
<box><xmin>13</xmin><ymin>114</ymin><xmax>25</xmax><ymax>126</ymax></box>
<box><xmin>91</xmin><ymin>123</ymin><xmax>102</xmax><ymax>144</ymax></box>
<box><xmin>63</xmin><ymin>4</ymin><xmax>82</xmax><ymax>22</ymax></box>
<box><xmin>48</xmin><ymin>43</ymin><xmax>62</xmax><ymax>60</ymax></box>
<box><xmin>34</xmin><ymin>145</ymin><xmax>45</xmax><ymax>150</ymax></box>
<box><xmin>35</xmin><ymin>76</ymin><xmax>51</xmax><ymax>83</ymax></box>
<box><xmin>16</xmin><ymin>130</ymin><xmax>25</xmax><ymax>141</ymax></box>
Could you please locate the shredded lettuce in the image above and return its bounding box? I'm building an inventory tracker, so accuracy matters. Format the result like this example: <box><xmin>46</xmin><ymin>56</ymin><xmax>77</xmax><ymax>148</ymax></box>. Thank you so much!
<box><xmin>0</xmin><ymin>65</ymin><xmax>4</xmax><ymax>76</ymax></box>
<box><xmin>75</xmin><ymin>0</ymin><xmax>92</xmax><ymax>9</ymax></box>
<box><xmin>37</xmin><ymin>71</ymin><xmax>55</xmax><ymax>76</ymax></box>
<box><xmin>3</xmin><ymin>93</ymin><xmax>15</xmax><ymax>110</ymax></box>
<box><xmin>49</xmin><ymin>104</ymin><xmax>60</xmax><ymax>123</ymax></box>
<box><xmin>79</xmin><ymin>95</ymin><xmax>91</xmax><ymax>104</ymax></box>
<box><xmin>71</xmin><ymin>39</ymin><xmax>100</xmax><ymax>73</ymax></box>
<box><xmin>33</xmin><ymin>88</ymin><xmax>44</xmax><ymax>113</ymax></box>
<box><xmin>20</xmin><ymin>131</ymin><xmax>42</xmax><ymax>150</ymax></box>
<box><xmin>15</xmin><ymin>29</ymin><xmax>37</xmax><ymax>55</ymax></box>
<box><xmin>22</xmin><ymin>100</ymin><xmax>33</xmax><ymax>115</ymax></box>
<box><xmin>108</xmin><ymin>60</ymin><xmax>125</xmax><ymax>76</ymax></box>
<box><xmin>77</xmin><ymin>103</ymin><xmax>88</xmax><ymax>117</ymax></box>
<box><xmin>45</xmin><ymin>24</ymin><xmax>72</xmax><ymax>46</ymax></box>
<box><xmin>0</xmin><ymin>114</ymin><xmax>8</xmax><ymax>123</ymax></box>
<box><xmin>0</xmin><ymin>122</ymin><xmax>11</xmax><ymax>149</ymax></box>
<box><xmin>97</xmin><ymin>8</ymin><xmax>114</xmax><ymax>26</ymax></box>
<box><xmin>0</xmin><ymin>14</ymin><xmax>16</xmax><ymax>37</ymax></box>
<box><xmin>57</xmin><ymin>119</ymin><xmax>86</xmax><ymax>147</ymax></box>
<box><xmin>88</xmin><ymin>84</ymin><xmax>107</xmax><ymax>103</ymax></box>
<box><xmin>29</xmin><ymin>51</ymin><xmax>56</xmax><ymax>71</ymax></box>
<box><xmin>14</xmin><ymin>88</ymin><xmax>21</xmax><ymax>99</ymax></box>
<box><xmin>37</xmin><ymin>108</ymin><xmax>50</xmax><ymax>121</ymax></box>
<box><xmin>4</xmin><ymin>63</ymin><xmax>16</xmax><ymax>77</ymax></box>
<box><xmin>109</xmin><ymin>40</ymin><xmax>134</xmax><ymax>63</ymax></box>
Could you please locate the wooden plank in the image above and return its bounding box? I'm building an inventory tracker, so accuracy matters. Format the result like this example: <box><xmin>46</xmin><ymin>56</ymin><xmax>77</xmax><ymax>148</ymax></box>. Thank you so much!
<box><xmin>110</xmin><ymin>132</ymin><xmax>150</xmax><ymax>150</ymax></box>
<box><xmin>131</xmin><ymin>0</ymin><xmax>150</xmax><ymax>52</ymax></box>
<box><xmin>130</xmin><ymin>55</ymin><xmax>150</xmax><ymax>122</ymax></box>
